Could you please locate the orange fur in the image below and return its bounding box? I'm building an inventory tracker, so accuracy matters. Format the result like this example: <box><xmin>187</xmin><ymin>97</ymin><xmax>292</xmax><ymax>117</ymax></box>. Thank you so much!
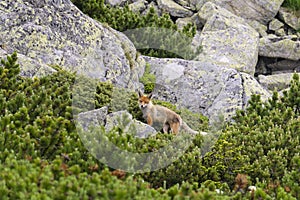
<box><xmin>138</xmin><ymin>91</ymin><xmax>182</xmax><ymax>134</ymax></box>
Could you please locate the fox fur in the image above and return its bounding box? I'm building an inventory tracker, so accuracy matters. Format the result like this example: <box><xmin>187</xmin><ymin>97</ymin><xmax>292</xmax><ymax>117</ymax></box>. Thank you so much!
<box><xmin>138</xmin><ymin>91</ymin><xmax>201</xmax><ymax>135</ymax></box>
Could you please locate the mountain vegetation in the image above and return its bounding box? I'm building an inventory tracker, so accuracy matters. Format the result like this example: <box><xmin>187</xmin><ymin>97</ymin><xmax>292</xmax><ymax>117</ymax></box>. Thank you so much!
<box><xmin>70</xmin><ymin>0</ymin><xmax>200</xmax><ymax>59</ymax></box>
<box><xmin>1</xmin><ymin>0</ymin><xmax>300</xmax><ymax>199</ymax></box>
<box><xmin>0</xmin><ymin>49</ymin><xmax>299</xmax><ymax>199</ymax></box>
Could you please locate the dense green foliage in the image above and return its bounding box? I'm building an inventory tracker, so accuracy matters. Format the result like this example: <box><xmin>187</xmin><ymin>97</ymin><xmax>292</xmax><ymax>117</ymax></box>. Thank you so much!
<box><xmin>283</xmin><ymin>0</ymin><xmax>300</xmax><ymax>11</ymax></box>
<box><xmin>139</xmin><ymin>63</ymin><xmax>156</xmax><ymax>94</ymax></box>
<box><xmin>1</xmin><ymin>53</ymin><xmax>300</xmax><ymax>199</ymax></box>
<box><xmin>71</xmin><ymin>0</ymin><xmax>200</xmax><ymax>59</ymax></box>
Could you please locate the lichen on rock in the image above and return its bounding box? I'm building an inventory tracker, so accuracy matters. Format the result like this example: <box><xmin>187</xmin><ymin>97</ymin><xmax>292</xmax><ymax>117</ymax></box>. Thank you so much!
<box><xmin>0</xmin><ymin>0</ymin><xmax>143</xmax><ymax>89</ymax></box>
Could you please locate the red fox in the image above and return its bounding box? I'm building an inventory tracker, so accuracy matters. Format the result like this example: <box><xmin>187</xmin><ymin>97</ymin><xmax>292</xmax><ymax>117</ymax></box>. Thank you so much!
<box><xmin>138</xmin><ymin>91</ymin><xmax>205</xmax><ymax>135</ymax></box>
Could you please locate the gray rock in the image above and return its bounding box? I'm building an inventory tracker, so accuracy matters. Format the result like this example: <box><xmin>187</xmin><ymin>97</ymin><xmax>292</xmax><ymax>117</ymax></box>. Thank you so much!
<box><xmin>0</xmin><ymin>0</ymin><xmax>143</xmax><ymax>90</ymax></box>
<box><xmin>258</xmin><ymin>73</ymin><xmax>300</xmax><ymax>91</ymax></box>
<box><xmin>240</xmin><ymin>73</ymin><xmax>271</xmax><ymax>104</ymax></box>
<box><xmin>209</xmin><ymin>0</ymin><xmax>284</xmax><ymax>24</ymax></box>
<box><xmin>192</xmin><ymin>0</ymin><xmax>206</xmax><ymax>11</ymax></box>
<box><xmin>105</xmin><ymin>0</ymin><xmax>128</xmax><ymax>6</ymax></box>
<box><xmin>142</xmin><ymin>2</ymin><xmax>162</xmax><ymax>16</ymax></box>
<box><xmin>173</xmin><ymin>0</ymin><xmax>205</xmax><ymax>11</ymax></box>
<box><xmin>157</xmin><ymin>0</ymin><xmax>193</xmax><ymax>18</ymax></box>
<box><xmin>275</xmin><ymin>28</ymin><xmax>286</xmax><ymax>37</ymax></box>
<box><xmin>190</xmin><ymin>31</ymin><xmax>202</xmax><ymax>54</ymax></box>
<box><xmin>247</xmin><ymin>20</ymin><xmax>268</xmax><ymax>37</ymax></box>
<box><xmin>267</xmin><ymin>59</ymin><xmax>300</xmax><ymax>72</ymax></box>
<box><xmin>176</xmin><ymin>17</ymin><xmax>194</xmax><ymax>29</ymax></box>
<box><xmin>0</xmin><ymin>48</ymin><xmax>56</xmax><ymax>77</ymax></box>
<box><xmin>196</xmin><ymin>2</ymin><xmax>259</xmax><ymax>75</ymax></box>
<box><xmin>142</xmin><ymin>56</ymin><xmax>270</xmax><ymax>125</ymax></box>
<box><xmin>129</xmin><ymin>0</ymin><xmax>147</xmax><ymax>12</ymax></box>
<box><xmin>77</xmin><ymin>108</ymin><xmax>156</xmax><ymax>138</ymax></box>
<box><xmin>259</xmin><ymin>35</ymin><xmax>300</xmax><ymax>60</ymax></box>
<box><xmin>278</xmin><ymin>7</ymin><xmax>300</xmax><ymax>31</ymax></box>
<box><xmin>269</xmin><ymin>18</ymin><xmax>285</xmax><ymax>31</ymax></box>
<box><xmin>77</xmin><ymin>107</ymin><xmax>109</xmax><ymax>131</ymax></box>
<box><xmin>105</xmin><ymin>111</ymin><xmax>157</xmax><ymax>138</ymax></box>
<box><xmin>105</xmin><ymin>110</ymin><xmax>133</xmax><ymax>132</ymax></box>
<box><xmin>132</xmin><ymin>119</ymin><xmax>158</xmax><ymax>138</ymax></box>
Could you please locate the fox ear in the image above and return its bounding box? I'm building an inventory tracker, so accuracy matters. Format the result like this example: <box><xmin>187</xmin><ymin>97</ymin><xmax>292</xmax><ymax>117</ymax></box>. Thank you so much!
<box><xmin>148</xmin><ymin>93</ymin><xmax>153</xmax><ymax>99</ymax></box>
<box><xmin>138</xmin><ymin>90</ymin><xmax>143</xmax><ymax>97</ymax></box>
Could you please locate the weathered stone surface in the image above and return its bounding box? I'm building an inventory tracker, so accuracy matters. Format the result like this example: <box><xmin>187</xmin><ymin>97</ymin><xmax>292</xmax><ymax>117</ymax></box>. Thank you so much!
<box><xmin>278</xmin><ymin>7</ymin><xmax>300</xmax><ymax>31</ymax></box>
<box><xmin>269</xmin><ymin>18</ymin><xmax>284</xmax><ymax>31</ymax></box>
<box><xmin>240</xmin><ymin>73</ymin><xmax>271</xmax><ymax>104</ymax></box>
<box><xmin>0</xmin><ymin>0</ymin><xmax>144</xmax><ymax>89</ymax></box>
<box><xmin>209</xmin><ymin>0</ymin><xmax>284</xmax><ymax>24</ymax></box>
<box><xmin>105</xmin><ymin>0</ymin><xmax>128</xmax><ymax>6</ymax></box>
<box><xmin>173</xmin><ymin>0</ymin><xmax>205</xmax><ymax>11</ymax></box>
<box><xmin>247</xmin><ymin>20</ymin><xmax>268</xmax><ymax>37</ymax></box>
<box><xmin>259</xmin><ymin>35</ymin><xmax>300</xmax><ymax>60</ymax></box>
<box><xmin>105</xmin><ymin>110</ymin><xmax>133</xmax><ymax>132</ymax></box>
<box><xmin>105</xmin><ymin>111</ymin><xmax>157</xmax><ymax>138</ymax></box>
<box><xmin>0</xmin><ymin>47</ymin><xmax>56</xmax><ymax>77</ymax></box>
<box><xmin>143</xmin><ymin>56</ymin><xmax>270</xmax><ymax>124</ymax></box>
<box><xmin>132</xmin><ymin>119</ymin><xmax>158</xmax><ymax>138</ymax></box>
<box><xmin>157</xmin><ymin>0</ymin><xmax>193</xmax><ymax>18</ymax></box>
<box><xmin>258</xmin><ymin>73</ymin><xmax>300</xmax><ymax>91</ymax></box>
<box><xmin>77</xmin><ymin>108</ymin><xmax>156</xmax><ymax>138</ymax></box>
<box><xmin>275</xmin><ymin>28</ymin><xmax>286</xmax><ymax>36</ymax></box>
<box><xmin>128</xmin><ymin>0</ymin><xmax>147</xmax><ymax>12</ymax></box>
<box><xmin>77</xmin><ymin>107</ymin><xmax>108</xmax><ymax>131</ymax></box>
<box><xmin>142</xmin><ymin>2</ymin><xmax>162</xmax><ymax>16</ymax></box>
<box><xmin>175</xmin><ymin>17</ymin><xmax>194</xmax><ymax>29</ymax></box>
<box><xmin>196</xmin><ymin>2</ymin><xmax>259</xmax><ymax>75</ymax></box>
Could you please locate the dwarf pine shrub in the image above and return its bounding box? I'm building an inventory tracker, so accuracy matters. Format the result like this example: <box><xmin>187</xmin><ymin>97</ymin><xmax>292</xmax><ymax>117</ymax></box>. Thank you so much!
<box><xmin>71</xmin><ymin>0</ymin><xmax>200</xmax><ymax>59</ymax></box>
<box><xmin>202</xmin><ymin>74</ymin><xmax>300</xmax><ymax>196</ymax></box>
<box><xmin>1</xmin><ymin>53</ymin><xmax>300</xmax><ymax>199</ymax></box>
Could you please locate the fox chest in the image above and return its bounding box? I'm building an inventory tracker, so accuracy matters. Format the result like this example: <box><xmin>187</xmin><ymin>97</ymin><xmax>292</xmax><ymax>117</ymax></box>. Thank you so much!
<box><xmin>143</xmin><ymin>108</ymin><xmax>167</xmax><ymax>123</ymax></box>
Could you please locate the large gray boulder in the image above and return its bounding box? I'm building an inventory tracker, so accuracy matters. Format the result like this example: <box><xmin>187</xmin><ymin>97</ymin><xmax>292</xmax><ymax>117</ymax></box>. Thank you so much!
<box><xmin>173</xmin><ymin>0</ymin><xmax>205</xmax><ymax>11</ymax></box>
<box><xmin>0</xmin><ymin>0</ymin><xmax>144</xmax><ymax>89</ymax></box>
<box><xmin>105</xmin><ymin>111</ymin><xmax>157</xmax><ymax>138</ymax></box>
<box><xmin>143</xmin><ymin>56</ymin><xmax>270</xmax><ymax>125</ymax></box>
<box><xmin>77</xmin><ymin>108</ymin><xmax>157</xmax><ymax>138</ymax></box>
<box><xmin>77</xmin><ymin>107</ymin><xmax>109</xmax><ymax>131</ymax></box>
<box><xmin>259</xmin><ymin>35</ymin><xmax>300</xmax><ymax>60</ymax></box>
<box><xmin>105</xmin><ymin>0</ymin><xmax>128</xmax><ymax>6</ymax></box>
<box><xmin>258</xmin><ymin>73</ymin><xmax>300</xmax><ymax>92</ymax></box>
<box><xmin>278</xmin><ymin>7</ymin><xmax>300</xmax><ymax>31</ymax></box>
<box><xmin>195</xmin><ymin>2</ymin><xmax>259</xmax><ymax>76</ymax></box>
<box><xmin>157</xmin><ymin>0</ymin><xmax>193</xmax><ymax>18</ymax></box>
<box><xmin>209</xmin><ymin>0</ymin><xmax>284</xmax><ymax>24</ymax></box>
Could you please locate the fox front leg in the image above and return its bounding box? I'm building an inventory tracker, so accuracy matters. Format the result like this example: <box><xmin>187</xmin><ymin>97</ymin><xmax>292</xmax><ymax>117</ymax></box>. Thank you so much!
<box><xmin>163</xmin><ymin>123</ymin><xmax>170</xmax><ymax>133</ymax></box>
<box><xmin>146</xmin><ymin>114</ymin><xmax>153</xmax><ymax>126</ymax></box>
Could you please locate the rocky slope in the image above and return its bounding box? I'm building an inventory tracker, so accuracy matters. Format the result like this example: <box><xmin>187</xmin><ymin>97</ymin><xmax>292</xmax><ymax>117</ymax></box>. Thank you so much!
<box><xmin>0</xmin><ymin>0</ymin><xmax>299</xmax><ymax>125</ymax></box>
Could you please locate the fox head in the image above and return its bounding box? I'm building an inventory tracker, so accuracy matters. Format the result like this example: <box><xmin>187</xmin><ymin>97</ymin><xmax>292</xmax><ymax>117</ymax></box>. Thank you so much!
<box><xmin>138</xmin><ymin>91</ymin><xmax>153</xmax><ymax>109</ymax></box>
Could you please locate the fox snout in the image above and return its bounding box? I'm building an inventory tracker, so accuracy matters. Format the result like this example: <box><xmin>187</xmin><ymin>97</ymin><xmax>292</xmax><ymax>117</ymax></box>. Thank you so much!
<box><xmin>139</xmin><ymin>102</ymin><xmax>148</xmax><ymax>108</ymax></box>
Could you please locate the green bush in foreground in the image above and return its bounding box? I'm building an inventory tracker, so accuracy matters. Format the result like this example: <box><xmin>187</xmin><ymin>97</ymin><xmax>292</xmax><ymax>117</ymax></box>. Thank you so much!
<box><xmin>1</xmin><ymin>53</ymin><xmax>300</xmax><ymax>199</ymax></box>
